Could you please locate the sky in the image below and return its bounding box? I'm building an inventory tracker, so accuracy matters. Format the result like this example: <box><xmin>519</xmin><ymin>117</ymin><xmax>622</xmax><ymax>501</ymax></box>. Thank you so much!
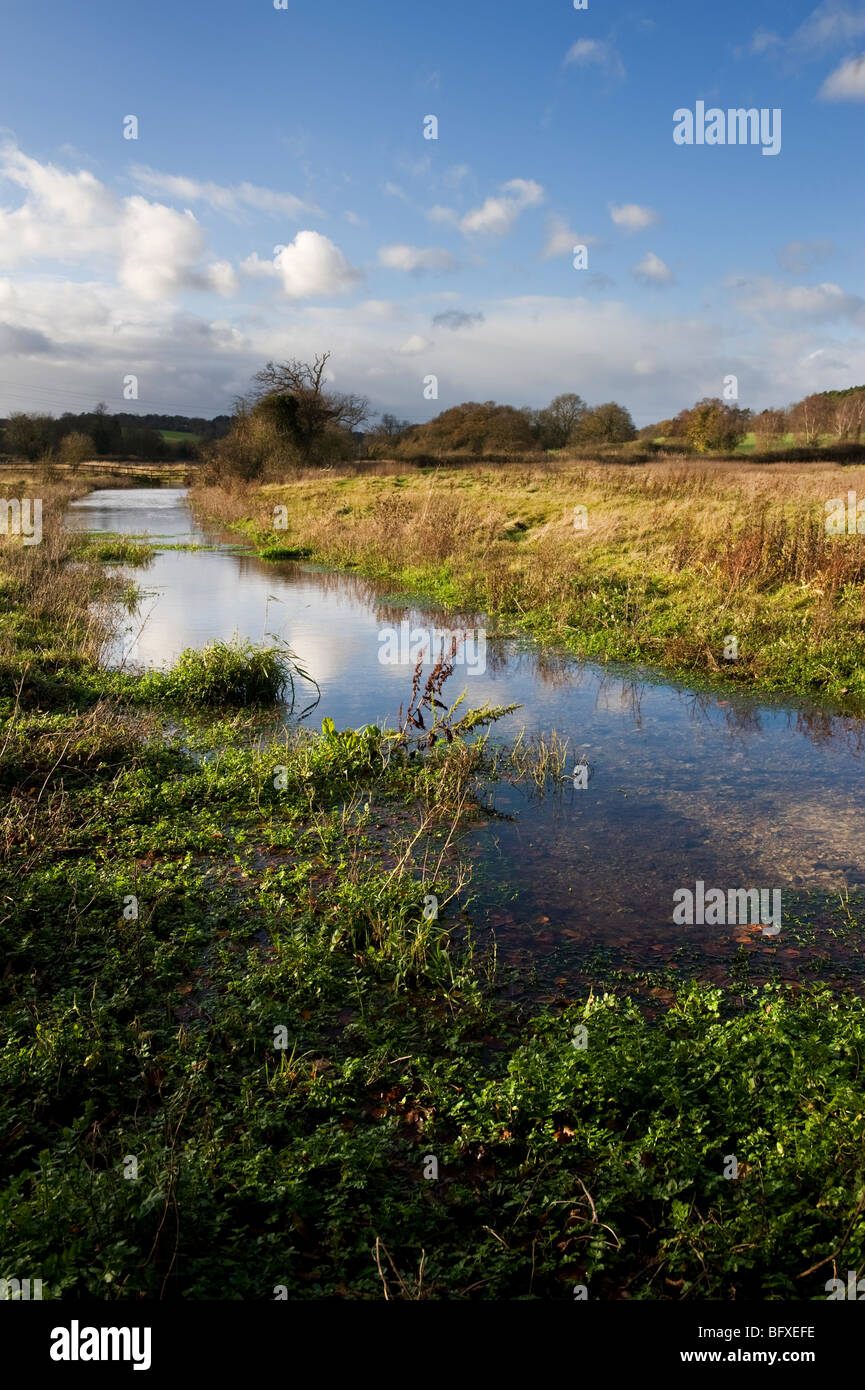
<box><xmin>0</xmin><ymin>0</ymin><xmax>864</xmax><ymax>428</ymax></box>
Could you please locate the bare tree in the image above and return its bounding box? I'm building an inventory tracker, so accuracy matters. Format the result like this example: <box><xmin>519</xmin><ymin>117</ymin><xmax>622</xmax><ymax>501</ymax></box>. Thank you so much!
<box><xmin>252</xmin><ymin>352</ymin><xmax>370</xmax><ymax>432</ymax></box>
<box><xmin>240</xmin><ymin>351</ymin><xmax>371</xmax><ymax>466</ymax></box>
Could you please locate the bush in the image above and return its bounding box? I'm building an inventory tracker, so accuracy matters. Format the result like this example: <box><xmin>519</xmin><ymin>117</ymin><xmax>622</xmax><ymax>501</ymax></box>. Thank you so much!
<box><xmin>58</xmin><ymin>431</ymin><xmax>94</xmax><ymax>468</ymax></box>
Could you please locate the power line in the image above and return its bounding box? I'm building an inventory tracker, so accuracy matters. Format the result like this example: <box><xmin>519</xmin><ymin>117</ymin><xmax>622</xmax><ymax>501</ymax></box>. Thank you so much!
<box><xmin>0</xmin><ymin>376</ymin><xmax>234</xmax><ymax>417</ymax></box>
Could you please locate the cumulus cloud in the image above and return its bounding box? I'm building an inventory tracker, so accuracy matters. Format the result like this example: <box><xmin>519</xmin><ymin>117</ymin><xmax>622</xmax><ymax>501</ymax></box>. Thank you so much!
<box><xmin>0</xmin><ymin>143</ymin><xmax>236</xmax><ymax>301</ymax></box>
<box><xmin>541</xmin><ymin>214</ymin><xmax>597</xmax><ymax>259</ymax></box>
<box><xmin>204</xmin><ymin>260</ymin><xmax>240</xmax><ymax>297</ymax></box>
<box><xmin>130</xmin><ymin>166</ymin><xmax>318</xmax><ymax>218</ymax></box>
<box><xmin>563</xmin><ymin>39</ymin><xmax>625</xmax><ymax>80</ymax></box>
<box><xmin>377</xmin><ymin>244</ymin><xmax>455</xmax><ymax>272</ymax></box>
<box><xmin>460</xmin><ymin>178</ymin><xmax>544</xmax><ymax>236</ymax></box>
<box><xmin>609</xmin><ymin>202</ymin><xmax>660</xmax><ymax>232</ymax></box>
<box><xmin>820</xmin><ymin>52</ymin><xmax>865</xmax><ymax>98</ymax></box>
<box><xmin>118</xmin><ymin>195</ymin><xmax>210</xmax><ymax>300</ymax></box>
<box><xmin>632</xmin><ymin>252</ymin><xmax>673</xmax><ymax>284</ymax></box>
<box><xmin>241</xmin><ymin>230</ymin><xmax>362</xmax><ymax>299</ymax></box>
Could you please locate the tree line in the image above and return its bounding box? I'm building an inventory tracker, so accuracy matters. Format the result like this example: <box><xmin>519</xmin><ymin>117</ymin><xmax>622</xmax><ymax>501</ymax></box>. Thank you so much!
<box><xmin>0</xmin><ymin>407</ymin><xmax>232</xmax><ymax>463</ymax></box>
<box><xmin>4</xmin><ymin>357</ymin><xmax>865</xmax><ymax>472</ymax></box>
<box><xmin>645</xmin><ymin>388</ymin><xmax>865</xmax><ymax>452</ymax></box>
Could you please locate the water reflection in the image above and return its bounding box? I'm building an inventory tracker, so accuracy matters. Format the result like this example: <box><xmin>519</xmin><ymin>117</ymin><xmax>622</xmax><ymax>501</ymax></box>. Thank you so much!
<box><xmin>64</xmin><ymin>487</ymin><xmax>865</xmax><ymax>996</ymax></box>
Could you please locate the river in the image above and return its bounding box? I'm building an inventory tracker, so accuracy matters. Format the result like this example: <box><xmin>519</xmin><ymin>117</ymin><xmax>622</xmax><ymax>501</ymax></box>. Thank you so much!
<box><xmin>65</xmin><ymin>485</ymin><xmax>865</xmax><ymax>999</ymax></box>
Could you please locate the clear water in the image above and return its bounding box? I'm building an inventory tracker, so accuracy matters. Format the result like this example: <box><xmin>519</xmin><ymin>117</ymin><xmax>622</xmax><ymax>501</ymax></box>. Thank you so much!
<box><xmin>65</xmin><ymin>486</ymin><xmax>865</xmax><ymax>997</ymax></box>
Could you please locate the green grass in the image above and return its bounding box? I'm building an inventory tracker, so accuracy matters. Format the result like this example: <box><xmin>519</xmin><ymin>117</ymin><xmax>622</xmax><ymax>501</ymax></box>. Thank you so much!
<box><xmin>3</xmin><ymin>688</ymin><xmax>865</xmax><ymax>1298</ymax></box>
<box><xmin>3</xmin><ymin>485</ymin><xmax>865</xmax><ymax>1300</ymax></box>
<box><xmin>74</xmin><ymin>536</ymin><xmax>156</xmax><ymax>565</ymax></box>
<box><xmin>138</xmin><ymin>637</ymin><xmax>317</xmax><ymax>710</ymax></box>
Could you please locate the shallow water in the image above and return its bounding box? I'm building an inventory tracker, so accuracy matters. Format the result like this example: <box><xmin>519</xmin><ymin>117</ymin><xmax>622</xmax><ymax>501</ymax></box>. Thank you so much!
<box><xmin>66</xmin><ymin>487</ymin><xmax>865</xmax><ymax>997</ymax></box>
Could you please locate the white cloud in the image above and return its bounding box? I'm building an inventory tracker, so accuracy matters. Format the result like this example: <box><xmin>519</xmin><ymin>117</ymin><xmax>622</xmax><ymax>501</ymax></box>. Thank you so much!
<box><xmin>130</xmin><ymin>166</ymin><xmax>318</xmax><ymax>218</ymax></box>
<box><xmin>378</xmin><ymin>244</ymin><xmax>456</xmax><ymax>272</ymax></box>
<box><xmin>609</xmin><ymin>202</ymin><xmax>660</xmax><ymax>232</ymax></box>
<box><xmin>443</xmin><ymin>164</ymin><xmax>472</xmax><ymax>188</ymax></box>
<box><xmin>730</xmin><ymin>276</ymin><xmax>864</xmax><ymax>320</ymax></box>
<box><xmin>398</xmin><ymin>334</ymin><xmax>433</xmax><ymax>355</ymax></box>
<box><xmin>4</xmin><ymin>273</ymin><xmax>865</xmax><ymax>427</ymax></box>
<box><xmin>0</xmin><ymin>143</ymin><xmax>236</xmax><ymax>302</ymax></box>
<box><xmin>564</xmin><ymin>39</ymin><xmax>625</xmax><ymax>80</ymax></box>
<box><xmin>0</xmin><ymin>143</ymin><xmax>116</xmax><ymax>264</ymax></box>
<box><xmin>541</xmin><ymin>215</ymin><xmax>595</xmax><ymax>259</ymax></box>
<box><xmin>241</xmin><ymin>230</ymin><xmax>362</xmax><ymax>299</ymax></box>
<box><xmin>746</xmin><ymin>2</ymin><xmax>865</xmax><ymax>65</ymax></box>
<box><xmin>820</xmin><ymin>52</ymin><xmax>865</xmax><ymax>98</ymax></box>
<box><xmin>748</xmin><ymin>28</ymin><xmax>783</xmax><ymax>55</ymax></box>
<box><xmin>632</xmin><ymin>252</ymin><xmax>673</xmax><ymax>284</ymax></box>
<box><xmin>119</xmin><ymin>196</ymin><xmax>210</xmax><ymax>300</ymax></box>
<box><xmin>460</xmin><ymin>178</ymin><xmax>544</xmax><ymax>236</ymax></box>
<box><xmin>205</xmin><ymin>260</ymin><xmax>240</xmax><ymax>297</ymax></box>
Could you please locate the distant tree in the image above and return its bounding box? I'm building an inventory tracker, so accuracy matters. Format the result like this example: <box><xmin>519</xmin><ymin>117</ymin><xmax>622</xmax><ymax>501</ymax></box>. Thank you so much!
<box><xmin>638</xmin><ymin>419</ymin><xmax>675</xmax><ymax>441</ymax></box>
<box><xmin>536</xmin><ymin>393</ymin><xmax>588</xmax><ymax>449</ymax></box>
<box><xmin>574</xmin><ymin>401</ymin><xmax>637</xmax><ymax>445</ymax></box>
<box><xmin>121</xmin><ymin>425</ymin><xmax>166</xmax><ymax>459</ymax></box>
<box><xmin>752</xmin><ymin>408</ymin><xmax>787</xmax><ymax>450</ymax></box>
<box><xmin>251</xmin><ymin>352</ymin><xmax>369</xmax><ymax>464</ymax></box>
<box><xmin>59</xmin><ymin>431</ymin><xmax>94</xmax><ymax>468</ymax></box>
<box><xmin>365</xmin><ymin>412</ymin><xmax>413</xmax><ymax>459</ymax></box>
<box><xmin>70</xmin><ymin>404</ymin><xmax>122</xmax><ymax>455</ymax></box>
<box><xmin>397</xmin><ymin>401</ymin><xmax>536</xmax><ymax>457</ymax></box>
<box><xmin>4</xmin><ymin>412</ymin><xmax>55</xmax><ymax>460</ymax></box>
<box><xmin>826</xmin><ymin>389</ymin><xmax>865</xmax><ymax>442</ymax></box>
<box><xmin>673</xmin><ymin>397</ymin><xmax>751</xmax><ymax>453</ymax></box>
<box><xmin>789</xmin><ymin>393</ymin><xmax>833</xmax><ymax>447</ymax></box>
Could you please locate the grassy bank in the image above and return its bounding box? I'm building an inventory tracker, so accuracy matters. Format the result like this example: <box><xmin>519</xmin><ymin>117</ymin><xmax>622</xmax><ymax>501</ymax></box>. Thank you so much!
<box><xmin>192</xmin><ymin>458</ymin><xmax>865</xmax><ymax>709</ymax></box>
<box><xmin>2</xmin><ymin>480</ymin><xmax>865</xmax><ymax>1300</ymax></box>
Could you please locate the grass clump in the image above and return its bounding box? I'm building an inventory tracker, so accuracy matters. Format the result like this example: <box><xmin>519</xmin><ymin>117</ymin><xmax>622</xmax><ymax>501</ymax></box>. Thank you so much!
<box><xmin>138</xmin><ymin>637</ymin><xmax>319</xmax><ymax>711</ymax></box>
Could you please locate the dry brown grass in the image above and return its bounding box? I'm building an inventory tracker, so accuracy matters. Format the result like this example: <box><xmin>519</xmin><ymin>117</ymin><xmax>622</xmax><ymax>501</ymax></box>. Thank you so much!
<box><xmin>190</xmin><ymin>457</ymin><xmax>865</xmax><ymax>704</ymax></box>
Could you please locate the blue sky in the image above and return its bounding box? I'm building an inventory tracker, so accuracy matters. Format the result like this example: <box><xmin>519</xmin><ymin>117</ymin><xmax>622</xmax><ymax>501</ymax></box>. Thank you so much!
<box><xmin>1</xmin><ymin>0</ymin><xmax>864</xmax><ymax>425</ymax></box>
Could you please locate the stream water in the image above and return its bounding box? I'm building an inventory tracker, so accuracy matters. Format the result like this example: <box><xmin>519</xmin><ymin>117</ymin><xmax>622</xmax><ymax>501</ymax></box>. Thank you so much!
<box><xmin>65</xmin><ymin>486</ymin><xmax>865</xmax><ymax>1000</ymax></box>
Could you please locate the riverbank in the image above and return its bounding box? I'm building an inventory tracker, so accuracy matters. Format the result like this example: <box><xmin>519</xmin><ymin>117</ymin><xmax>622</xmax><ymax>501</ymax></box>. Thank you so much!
<box><xmin>2</xmin><ymin>478</ymin><xmax>865</xmax><ymax>1300</ymax></box>
<box><xmin>191</xmin><ymin>459</ymin><xmax>865</xmax><ymax>711</ymax></box>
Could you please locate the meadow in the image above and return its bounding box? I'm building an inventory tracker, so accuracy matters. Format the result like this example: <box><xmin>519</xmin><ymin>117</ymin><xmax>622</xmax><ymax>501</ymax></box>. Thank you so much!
<box><xmin>192</xmin><ymin>456</ymin><xmax>865</xmax><ymax>711</ymax></box>
<box><xmin>1</xmin><ymin>467</ymin><xmax>864</xmax><ymax>1300</ymax></box>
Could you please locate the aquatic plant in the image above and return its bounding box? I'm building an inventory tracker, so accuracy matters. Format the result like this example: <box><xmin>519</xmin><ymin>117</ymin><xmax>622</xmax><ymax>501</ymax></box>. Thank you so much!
<box><xmin>138</xmin><ymin>637</ymin><xmax>319</xmax><ymax>712</ymax></box>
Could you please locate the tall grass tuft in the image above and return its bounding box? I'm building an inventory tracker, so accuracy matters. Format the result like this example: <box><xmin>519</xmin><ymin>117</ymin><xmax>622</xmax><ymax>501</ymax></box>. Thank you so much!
<box><xmin>139</xmin><ymin>637</ymin><xmax>319</xmax><ymax>711</ymax></box>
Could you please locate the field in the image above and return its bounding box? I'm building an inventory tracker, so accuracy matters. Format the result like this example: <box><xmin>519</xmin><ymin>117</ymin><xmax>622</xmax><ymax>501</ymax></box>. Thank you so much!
<box><xmin>192</xmin><ymin>457</ymin><xmax>865</xmax><ymax>710</ymax></box>
<box><xmin>1</xmin><ymin>469</ymin><xmax>865</xmax><ymax>1301</ymax></box>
